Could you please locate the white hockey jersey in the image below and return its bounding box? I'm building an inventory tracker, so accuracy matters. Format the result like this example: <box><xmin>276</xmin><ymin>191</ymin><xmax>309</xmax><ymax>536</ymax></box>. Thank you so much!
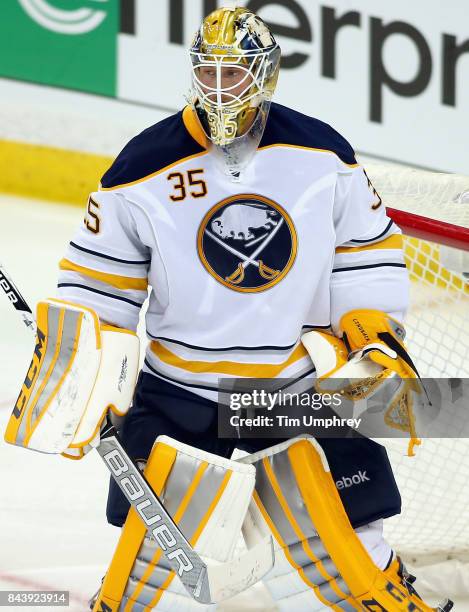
<box><xmin>57</xmin><ymin>103</ymin><xmax>409</xmax><ymax>400</ymax></box>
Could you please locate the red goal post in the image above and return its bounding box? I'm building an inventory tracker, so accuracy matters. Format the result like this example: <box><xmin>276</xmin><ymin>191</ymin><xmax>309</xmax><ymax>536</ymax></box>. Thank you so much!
<box><xmin>387</xmin><ymin>207</ymin><xmax>469</xmax><ymax>252</ymax></box>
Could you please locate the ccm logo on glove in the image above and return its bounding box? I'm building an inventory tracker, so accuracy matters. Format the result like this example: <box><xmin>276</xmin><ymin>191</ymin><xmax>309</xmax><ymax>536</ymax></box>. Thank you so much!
<box><xmin>13</xmin><ymin>327</ymin><xmax>46</xmax><ymax>419</ymax></box>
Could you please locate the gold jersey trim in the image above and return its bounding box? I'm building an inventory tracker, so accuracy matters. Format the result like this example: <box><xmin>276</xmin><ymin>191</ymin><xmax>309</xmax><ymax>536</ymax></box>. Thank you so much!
<box><xmin>335</xmin><ymin>234</ymin><xmax>403</xmax><ymax>254</ymax></box>
<box><xmin>258</xmin><ymin>142</ymin><xmax>360</xmax><ymax>168</ymax></box>
<box><xmin>59</xmin><ymin>258</ymin><xmax>148</xmax><ymax>291</ymax></box>
<box><xmin>150</xmin><ymin>340</ymin><xmax>308</xmax><ymax>377</ymax></box>
<box><xmin>180</xmin><ymin>107</ymin><xmax>360</xmax><ymax>170</ymax></box>
<box><xmin>99</xmin><ymin>149</ymin><xmax>209</xmax><ymax>192</ymax></box>
<box><xmin>182</xmin><ymin>105</ymin><xmax>208</xmax><ymax>148</ymax></box>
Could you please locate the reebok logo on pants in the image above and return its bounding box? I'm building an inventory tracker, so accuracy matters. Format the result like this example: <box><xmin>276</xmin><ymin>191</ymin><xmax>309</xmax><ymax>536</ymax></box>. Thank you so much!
<box><xmin>336</xmin><ymin>470</ymin><xmax>370</xmax><ymax>490</ymax></box>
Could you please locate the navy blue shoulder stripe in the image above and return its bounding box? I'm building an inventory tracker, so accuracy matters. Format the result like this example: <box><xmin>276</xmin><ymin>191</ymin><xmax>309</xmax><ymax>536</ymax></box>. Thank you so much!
<box><xmin>100</xmin><ymin>110</ymin><xmax>205</xmax><ymax>189</ymax></box>
<box><xmin>350</xmin><ymin>220</ymin><xmax>395</xmax><ymax>244</ymax></box>
<box><xmin>70</xmin><ymin>241</ymin><xmax>151</xmax><ymax>265</ymax></box>
<box><xmin>101</xmin><ymin>104</ymin><xmax>357</xmax><ymax>188</ymax></box>
<box><xmin>58</xmin><ymin>283</ymin><xmax>143</xmax><ymax>308</ymax></box>
<box><xmin>260</xmin><ymin>102</ymin><xmax>357</xmax><ymax>166</ymax></box>
<box><xmin>147</xmin><ymin>332</ymin><xmax>298</xmax><ymax>352</ymax></box>
<box><xmin>144</xmin><ymin>359</ymin><xmax>219</xmax><ymax>392</ymax></box>
<box><xmin>332</xmin><ymin>263</ymin><xmax>407</xmax><ymax>273</ymax></box>
<box><xmin>275</xmin><ymin>366</ymin><xmax>316</xmax><ymax>392</ymax></box>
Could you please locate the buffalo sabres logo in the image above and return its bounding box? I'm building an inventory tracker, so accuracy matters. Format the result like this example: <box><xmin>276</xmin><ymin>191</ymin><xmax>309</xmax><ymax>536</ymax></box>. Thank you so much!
<box><xmin>197</xmin><ymin>194</ymin><xmax>297</xmax><ymax>292</ymax></box>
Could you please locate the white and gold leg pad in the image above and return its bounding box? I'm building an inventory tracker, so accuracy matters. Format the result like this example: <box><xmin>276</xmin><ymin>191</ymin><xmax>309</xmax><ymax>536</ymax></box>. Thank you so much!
<box><xmin>239</xmin><ymin>436</ymin><xmax>438</xmax><ymax>611</ymax></box>
<box><xmin>93</xmin><ymin>436</ymin><xmax>257</xmax><ymax>611</ymax></box>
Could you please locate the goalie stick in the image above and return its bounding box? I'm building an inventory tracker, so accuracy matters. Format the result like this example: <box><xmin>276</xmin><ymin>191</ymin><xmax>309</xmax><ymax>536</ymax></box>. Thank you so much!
<box><xmin>0</xmin><ymin>262</ymin><xmax>274</xmax><ymax>604</ymax></box>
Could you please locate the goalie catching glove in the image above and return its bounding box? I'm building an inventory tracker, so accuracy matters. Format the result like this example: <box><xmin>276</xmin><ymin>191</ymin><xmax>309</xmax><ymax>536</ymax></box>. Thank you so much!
<box><xmin>4</xmin><ymin>299</ymin><xmax>139</xmax><ymax>458</ymax></box>
<box><xmin>302</xmin><ymin>309</ymin><xmax>431</xmax><ymax>455</ymax></box>
<box><xmin>340</xmin><ymin>309</ymin><xmax>420</xmax><ymax>381</ymax></box>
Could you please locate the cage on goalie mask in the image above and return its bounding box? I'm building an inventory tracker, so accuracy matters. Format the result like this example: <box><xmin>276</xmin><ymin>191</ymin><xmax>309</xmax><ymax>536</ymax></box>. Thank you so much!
<box><xmin>189</xmin><ymin>7</ymin><xmax>281</xmax><ymax>177</ymax></box>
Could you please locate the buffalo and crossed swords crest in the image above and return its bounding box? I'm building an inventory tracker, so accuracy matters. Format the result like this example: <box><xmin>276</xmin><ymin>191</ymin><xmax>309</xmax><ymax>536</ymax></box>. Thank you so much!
<box><xmin>198</xmin><ymin>196</ymin><xmax>297</xmax><ymax>292</ymax></box>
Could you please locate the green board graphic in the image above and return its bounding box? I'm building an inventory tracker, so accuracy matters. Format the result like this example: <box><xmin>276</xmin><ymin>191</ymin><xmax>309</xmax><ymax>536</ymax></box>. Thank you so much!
<box><xmin>0</xmin><ymin>0</ymin><xmax>118</xmax><ymax>96</ymax></box>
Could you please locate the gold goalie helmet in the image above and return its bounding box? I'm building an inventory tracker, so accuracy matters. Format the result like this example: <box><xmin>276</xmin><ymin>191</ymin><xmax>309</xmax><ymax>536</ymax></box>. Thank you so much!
<box><xmin>189</xmin><ymin>6</ymin><xmax>281</xmax><ymax>178</ymax></box>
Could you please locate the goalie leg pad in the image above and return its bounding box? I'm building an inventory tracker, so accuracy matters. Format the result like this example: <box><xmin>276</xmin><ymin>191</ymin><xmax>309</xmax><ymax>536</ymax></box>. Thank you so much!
<box><xmin>239</xmin><ymin>436</ymin><xmax>443</xmax><ymax>611</ymax></box>
<box><xmin>94</xmin><ymin>436</ymin><xmax>257</xmax><ymax>611</ymax></box>
<box><xmin>240</xmin><ymin>438</ymin><xmax>358</xmax><ymax>611</ymax></box>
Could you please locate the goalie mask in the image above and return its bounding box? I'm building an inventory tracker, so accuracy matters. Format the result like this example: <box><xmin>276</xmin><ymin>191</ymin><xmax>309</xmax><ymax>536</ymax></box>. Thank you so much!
<box><xmin>189</xmin><ymin>7</ymin><xmax>281</xmax><ymax>179</ymax></box>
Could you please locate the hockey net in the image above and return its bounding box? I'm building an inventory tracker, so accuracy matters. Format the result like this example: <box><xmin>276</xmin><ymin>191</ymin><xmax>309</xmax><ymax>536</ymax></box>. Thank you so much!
<box><xmin>364</xmin><ymin>162</ymin><xmax>469</xmax><ymax>597</ymax></box>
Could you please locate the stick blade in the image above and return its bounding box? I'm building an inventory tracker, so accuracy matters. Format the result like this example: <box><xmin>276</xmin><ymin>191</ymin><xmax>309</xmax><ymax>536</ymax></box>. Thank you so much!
<box><xmin>205</xmin><ymin>536</ymin><xmax>274</xmax><ymax>602</ymax></box>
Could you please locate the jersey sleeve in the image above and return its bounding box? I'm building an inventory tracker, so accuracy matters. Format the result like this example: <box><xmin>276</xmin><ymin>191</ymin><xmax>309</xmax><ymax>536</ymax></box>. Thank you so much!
<box><xmin>57</xmin><ymin>191</ymin><xmax>151</xmax><ymax>331</ymax></box>
<box><xmin>330</xmin><ymin>165</ymin><xmax>410</xmax><ymax>332</ymax></box>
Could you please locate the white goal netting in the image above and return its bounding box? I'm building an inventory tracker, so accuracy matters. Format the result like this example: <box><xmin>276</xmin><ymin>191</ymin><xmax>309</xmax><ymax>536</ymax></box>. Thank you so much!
<box><xmin>365</xmin><ymin>162</ymin><xmax>469</xmax><ymax>596</ymax></box>
<box><xmin>365</xmin><ymin>165</ymin><xmax>469</xmax><ymax>227</ymax></box>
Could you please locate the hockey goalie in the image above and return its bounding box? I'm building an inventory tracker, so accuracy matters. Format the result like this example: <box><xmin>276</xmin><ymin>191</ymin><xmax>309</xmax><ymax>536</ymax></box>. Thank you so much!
<box><xmin>5</xmin><ymin>5</ymin><xmax>455</xmax><ymax>611</ymax></box>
